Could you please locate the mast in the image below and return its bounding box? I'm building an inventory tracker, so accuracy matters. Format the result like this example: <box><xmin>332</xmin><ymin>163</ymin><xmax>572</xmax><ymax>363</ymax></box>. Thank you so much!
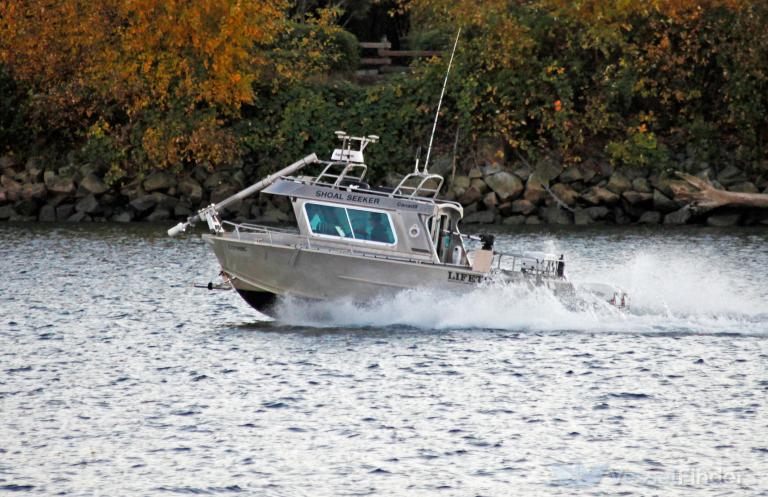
<box><xmin>423</xmin><ymin>27</ymin><xmax>461</xmax><ymax>173</ymax></box>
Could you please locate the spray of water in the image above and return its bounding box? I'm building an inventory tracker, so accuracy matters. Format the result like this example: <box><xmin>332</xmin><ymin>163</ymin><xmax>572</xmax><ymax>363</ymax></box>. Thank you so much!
<box><xmin>273</xmin><ymin>251</ymin><xmax>768</xmax><ymax>335</ymax></box>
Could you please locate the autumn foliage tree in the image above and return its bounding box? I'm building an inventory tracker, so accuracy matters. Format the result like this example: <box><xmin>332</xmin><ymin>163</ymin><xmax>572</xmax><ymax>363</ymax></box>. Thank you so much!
<box><xmin>0</xmin><ymin>0</ymin><xmax>343</xmax><ymax>180</ymax></box>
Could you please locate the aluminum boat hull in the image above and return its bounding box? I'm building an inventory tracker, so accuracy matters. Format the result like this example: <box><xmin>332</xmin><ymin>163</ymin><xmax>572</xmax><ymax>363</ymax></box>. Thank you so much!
<box><xmin>204</xmin><ymin>234</ymin><xmax>573</xmax><ymax>316</ymax></box>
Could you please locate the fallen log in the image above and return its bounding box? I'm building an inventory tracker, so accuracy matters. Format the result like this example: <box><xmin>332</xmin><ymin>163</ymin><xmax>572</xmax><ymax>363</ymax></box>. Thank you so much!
<box><xmin>671</xmin><ymin>172</ymin><xmax>768</xmax><ymax>212</ymax></box>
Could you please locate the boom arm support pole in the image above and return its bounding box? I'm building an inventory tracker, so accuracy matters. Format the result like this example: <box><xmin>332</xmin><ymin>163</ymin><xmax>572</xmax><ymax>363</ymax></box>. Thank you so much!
<box><xmin>167</xmin><ymin>153</ymin><xmax>318</xmax><ymax>236</ymax></box>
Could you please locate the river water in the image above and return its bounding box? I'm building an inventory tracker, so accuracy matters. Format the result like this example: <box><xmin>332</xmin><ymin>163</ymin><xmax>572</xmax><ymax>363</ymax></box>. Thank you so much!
<box><xmin>1</xmin><ymin>223</ymin><xmax>767</xmax><ymax>496</ymax></box>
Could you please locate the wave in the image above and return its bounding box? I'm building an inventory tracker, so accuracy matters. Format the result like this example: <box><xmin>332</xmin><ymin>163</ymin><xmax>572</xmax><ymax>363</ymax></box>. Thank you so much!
<box><xmin>273</xmin><ymin>251</ymin><xmax>768</xmax><ymax>335</ymax></box>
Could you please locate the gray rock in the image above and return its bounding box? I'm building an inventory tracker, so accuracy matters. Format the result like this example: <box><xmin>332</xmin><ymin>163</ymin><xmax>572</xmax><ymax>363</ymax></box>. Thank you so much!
<box><xmin>204</xmin><ymin>171</ymin><xmax>228</xmax><ymax>190</ymax></box>
<box><xmin>638</xmin><ymin>211</ymin><xmax>661</xmax><ymax>224</ymax></box>
<box><xmin>523</xmin><ymin>175</ymin><xmax>547</xmax><ymax>205</ymax></box>
<box><xmin>470</xmin><ymin>178</ymin><xmax>489</xmax><ymax>194</ymax></box>
<box><xmin>728</xmin><ymin>181</ymin><xmax>759</xmax><ymax>194</ymax></box>
<box><xmin>664</xmin><ymin>206</ymin><xmax>693</xmax><ymax>225</ymax></box>
<box><xmin>468</xmin><ymin>167</ymin><xmax>483</xmax><ymax>179</ymax></box>
<box><xmin>502</xmin><ymin>215</ymin><xmax>526</xmax><ymax>225</ymax></box>
<box><xmin>717</xmin><ymin>165</ymin><xmax>746</xmax><ymax>186</ymax></box>
<box><xmin>67</xmin><ymin>211</ymin><xmax>87</xmax><ymax>222</ymax></box>
<box><xmin>540</xmin><ymin>205</ymin><xmax>573</xmax><ymax>225</ymax></box>
<box><xmin>0</xmin><ymin>155</ymin><xmax>18</xmax><ymax>170</ymax></box>
<box><xmin>46</xmin><ymin>176</ymin><xmax>76</xmax><ymax>195</ymax></box>
<box><xmin>458</xmin><ymin>186</ymin><xmax>483</xmax><ymax>205</ymax></box>
<box><xmin>525</xmin><ymin>216</ymin><xmax>541</xmax><ymax>225</ymax></box>
<box><xmin>112</xmin><ymin>211</ymin><xmax>133</xmax><ymax>223</ymax></box>
<box><xmin>143</xmin><ymin>171</ymin><xmax>176</xmax><ymax>192</ymax></box>
<box><xmin>614</xmin><ymin>206</ymin><xmax>631</xmax><ymax>225</ymax></box>
<box><xmin>482</xmin><ymin>191</ymin><xmax>498</xmax><ymax>209</ymax></box>
<box><xmin>585</xmin><ymin>206</ymin><xmax>610</xmax><ymax>220</ymax></box>
<box><xmin>453</xmin><ymin>175</ymin><xmax>471</xmax><ymax>190</ymax></box>
<box><xmin>485</xmin><ymin>172</ymin><xmax>524</xmax><ymax>201</ymax></box>
<box><xmin>512</xmin><ymin>199</ymin><xmax>536</xmax><ymax>215</ymax></box>
<box><xmin>211</xmin><ymin>185</ymin><xmax>238</xmax><ymax>204</ymax></box>
<box><xmin>258</xmin><ymin>206</ymin><xmax>293</xmax><ymax>224</ymax></box>
<box><xmin>174</xmin><ymin>204</ymin><xmax>193</xmax><ymax>218</ymax></box>
<box><xmin>497</xmin><ymin>201</ymin><xmax>514</xmax><ymax>216</ymax></box>
<box><xmin>559</xmin><ymin>166</ymin><xmax>583</xmax><ymax>183</ymax></box>
<box><xmin>622</xmin><ymin>191</ymin><xmax>653</xmax><ymax>206</ymax></box>
<box><xmin>582</xmin><ymin>186</ymin><xmax>619</xmax><ymax>206</ymax></box>
<box><xmin>551</xmin><ymin>183</ymin><xmax>579</xmax><ymax>206</ymax></box>
<box><xmin>574</xmin><ymin>209</ymin><xmax>592</xmax><ymax>225</ymax></box>
<box><xmin>38</xmin><ymin>204</ymin><xmax>56</xmax><ymax>222</ymax></box>
<box><xmin>0</xmin><ymin>204</ymin><xmax>15</xmax><ymax>220</ymax></box>
<box><xmin>130</xmin><ymin>195</ymin><xmax>157</xmax><ymax>214</ymax></box>
<box><xmin>706</xmin><ymin>213</ymin><xmax>741</xmax><ymax>227</ymax></box>
<box><xmin>607</xmin><ymin>172</ymin><xmax>632</xmax><ymax>194</ymax></box>
<box><xmin>147</xmin><ymin>207</ymin><xmax>171</xmax><ymax>222</ymax></box>
<box><xmin>21</xmin><ymin>183</ymin><xmax>47</xmax><ymax>201</ymax></box>
<box><xmin>80</xmin><ymin>173</ymin><xmax>108</xmax><ymax>195</ymax></box>
<box><xmin>653</xmin><ymin>189</ymin><xmax>678</xmax><ymax>213</ymax></box>
<box><xmin>632</xmin><ymin>177</ymin><xmax>652</xmax><ymax>193</ymax></box>
<box><xmin>463</xmin><ymin>210</ymin><xmax>496</xmax><ymax>224</ymax></box>
<box><xmin>56</xmin><ymin>204</ymin><xmax>74</xmax><ymax>220</ymax></box>
<box><xmin>513</xmin><ymin>166</ymin><xmax>532</xmax><ymax>182</ymax></box>
<box><xmin>75</xmin><ymin>194</ymin><xmax>100</xmax><ymax>214</ymax></box>
<box><xmin>178</xmin><ymin>177</ymin><xmax>203</xmax><ymax>203</ymax></box>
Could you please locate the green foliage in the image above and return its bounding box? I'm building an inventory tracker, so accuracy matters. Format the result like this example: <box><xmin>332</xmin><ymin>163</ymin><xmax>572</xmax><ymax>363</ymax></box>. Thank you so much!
<box><xmin>0</xmin><ymin>65</ymin><xmax>30</xmax><ymax>154</ymax></box>
<box><xmin>281</xmin><ymin>22</ymin><xmax>360</xmax><ymax>73</ymax></box>
<box><xmin>606</xmin><ymin>127</ymin><xmax>670</xmax><ymax>169</ymax></box>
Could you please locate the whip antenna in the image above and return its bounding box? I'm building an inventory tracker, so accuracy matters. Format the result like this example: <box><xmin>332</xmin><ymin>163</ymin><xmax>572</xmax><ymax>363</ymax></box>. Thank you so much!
<box><xmin>423</xmin><ymin>27</ymin><xmax>461</xmax><ymax>173</ymax></box>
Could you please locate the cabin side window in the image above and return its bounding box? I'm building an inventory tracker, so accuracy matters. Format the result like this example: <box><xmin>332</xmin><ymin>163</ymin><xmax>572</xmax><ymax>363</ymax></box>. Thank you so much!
<box><xmin>304</xmin><ymin>202</ymin><xmax>396</xmax><ymax>245</ymax></box>
<box><xmin>305</xmin><ymin>203</ymin><xmax>353</xmax><ymax>238</ymax></box>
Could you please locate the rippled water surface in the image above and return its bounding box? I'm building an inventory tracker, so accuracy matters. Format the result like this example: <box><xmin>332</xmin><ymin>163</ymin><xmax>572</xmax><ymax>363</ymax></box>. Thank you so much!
<box><xmin>1</xmin><ymin>223</ymin><xmax>767</xmax><ymax>496</ymax></box>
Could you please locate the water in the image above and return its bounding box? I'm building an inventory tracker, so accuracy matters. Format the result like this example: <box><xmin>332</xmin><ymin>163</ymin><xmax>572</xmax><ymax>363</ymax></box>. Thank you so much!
<box><xmin>1</xmin><ymin>223</ymin><xmax>767</xmax><ymax>496</ymax></box>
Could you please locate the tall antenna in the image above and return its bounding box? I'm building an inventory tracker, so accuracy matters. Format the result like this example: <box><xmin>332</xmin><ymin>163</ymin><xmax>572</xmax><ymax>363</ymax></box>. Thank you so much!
<box><xmin>423</xmin><ymin>27</ymin><xmax>461</xmax><ymax>173</ymax></box>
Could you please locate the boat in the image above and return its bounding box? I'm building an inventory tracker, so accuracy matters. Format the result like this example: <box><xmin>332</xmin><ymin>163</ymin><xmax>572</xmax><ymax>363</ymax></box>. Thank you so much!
<box><xmin>166</xmin><ymin>29</ymin><xmax>628</xmax><ymax>317</ymax></box>
<box><xmin>167</xmin><ymin>131</ymin><xmax>628</xmax><ymax>316</ymax></box>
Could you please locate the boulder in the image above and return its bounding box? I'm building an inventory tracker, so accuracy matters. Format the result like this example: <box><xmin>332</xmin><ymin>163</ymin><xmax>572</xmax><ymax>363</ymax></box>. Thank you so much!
<box><xmin>458</xmin><ymin>186</ymin><xmax>483</xmax><ymax>205</ymax></box>
<box><xmin>204</xmin><ymin>171</ymin><xmax>228</xmax><ymax>191</ymax></box>
<box><xmin>558</xmin><ymin>166</ymin><xmax>583</xmax><ymax>183</ymax></box>
<box><xmin>468</xmin><ymin>167</ymin><xmax>483</xmax><ymax>179</ymax></box>
<box><xmin>463</xmin><ymin>210</ymin><xmax>496</xmax><ymax>224</ymax></box>
<box><xmin>497</xmin><ymin>201</ymin><xmax>514</xmax><ymax>216</ymax></box>
<box><xmin>470</xmin><ymin>178</ymin><xmax>489</xmax><ymax>194</ymax></box>
<box><xmin>502</xmin><ymin>215</ymin><xmax>526</xmax><ymax>225</ymax></box>
<box><xmin>38</xmin><ymin>204</ymin><xmax>56</xmax><ymax>222</ymax></box>
<box><xmin>551</xmin><ymin>183</ymin><xmax>579</xmax><ymax>206</ymax></box>
<box><xmin>574</xmin><ymin>209</ymin><xmax>593</xmax><ymax>225</ymax></box>
<box><xmin>1</xmin><ymin>175</ymin><xmax>22</xmax><ymax>195</ymax></box>
<box><xmin>56</xmin><ymin>204</ymin><xmax>74</xmax><ymax>220</ymax></box>
<box><xmin>143</xmin><ymin>171</ymin><xmax>176</xmax><ymax>192</ymax></box>
<box><xmin>585</xmin><ymin>206</ymin><xmax>610</xmax><ymax>220</ymax></box>
<box><xmin>80</xmin><ymin>173</ymin><xmax>108</xmax><ymax>195</ymax></box>
<box><xmin>622</xmin><ymin>191</ymin><xmax>653</xmax><ymax>206</ymax></box>
<box><xmin>523</xmin><ymin>175</ymin><xmax>547</xmax><ymax>205</ymax></box>
<box><xmin>67</xmin><ymin>211</ymin><xmax>87</xmax><ymax>222</ymax></box>
<box><xmin>0</xmin><ymin>155</ymin><xmax>18</xmax><ymax>170</ymax></box>
<box><xmin>706</xmin><ymin>213</ymin><xmax>741</xmax><ymax>227</ymax></box>
<box><xmin>174</xmin><ymin>204</ymin><xmax>193</xmax><ymax>218</ymax></box>
<box><xmin>582</xmin><ymin>186</ymin><xmax>619</xmax><ymax>206</ymax></box>
<box><xmin>511</xmin><ymin>199</ymin><xmax>536</xmax><ymax>215</ymax></box>
<box><xmin>607</xmin><ymin>172</ymin><xmax>632</xmax><ymax>194</ymax></box>
<box><xmin>46</xmin><ymin>175</ymin><xmax>76</xmax><ymax>195</ymax></box>
<box><xmin>728</xmin><ymin>181</ymin><xmax>759</xmax><ymax>194</ymax></box>
<box><xmin>211</xmin><ymin>184</ymin><xmax>238</xmax><ymax>204</ymax></box>
<box><xmin>485</xmin><ymin>171</ymin><xmax>523</xmax><ymax>201</ymax></box>
<box><xmin>525</xmin><ymin>216</ymin><xmax>541</xmax><ymax>225</ymax></box>
<box><xmin>21</xmin><ymin>183</ymin><xmax>47</xmax><ymax>201</ymax></box>
<box><xmin>638</xmin><ymin>211</ymin><xmax>661</xmax><ymax>224</ymax></box>
<box><xmin>540</xmin><ymin>205</ymin><xmax>573</xmax><ymax>225</ymax></box>
<box><xmin>513</xmin><ymin>166</ymin><xmax>532</xmax><ymax>182</ymax></box>
<box><xmin>0</xmin><ymin>204</ymin><xmax>15</xmax><ymax>220</ymax></box>
<box><xmin>147</xmin><ymin>207</ymin><xmax>171</xmax><ymax>222</ymax></box>
<box><xmin>75</xmin><ymin>194</ymin><xmax>100</xmax><ymax>214</ymax></box>
<box><xmin>129</xmin><ymin>195</ymin><xmax>157</xmax><ymax>215</ymax></box>
<box><xmin>664</xmin><ymin>206</ymin><xmax>693</xmax><ymax>225</ymax></box>
<box><xmin>258</xmin><ymin>206</ymin><xmax>293</xmax><ymax>224</ymax></box>
<box><xmin>482</xmin><ymin>191</ymin><xmax>498</xmax><ymax>209</ymax></box>
<box><xmin>178</xmin><ymin>177</ymin><xmax>203</xmax><ymax>203</ymax></box>
<box><xmin>150</xmin><ymin>192</ymin><xmax>178</xmax><ymax>209</ymax></box>
<box><xmin>613</xmin><ymin>206</ymin><xmax>631</xmax><ymax>225</ymax></box>
<box><xmin>653</xmin><ymin>189</ymin><xmax>678</xmax><ymax>213</ymax></box>
<box><xmin>453</xmin><ymin>175</ymin><xmax>471</xmax><ymax>190</ymax></box>
<box><xmin>632</xmin><ymin>177</ymin><xmax>652</xmax><ymax>193</ymax></box>
<box><xmin>112</xmin><ymin>210</ymin><xmax>133</xmax><ymax>223</ymax></box>
<box><xmin>717</xmin><ymin>165</ymin><xmax>746</xmax><ymax>186</ymax></box>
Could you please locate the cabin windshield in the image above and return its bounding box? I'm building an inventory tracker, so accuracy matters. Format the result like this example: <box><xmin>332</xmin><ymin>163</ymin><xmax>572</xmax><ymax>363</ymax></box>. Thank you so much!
<box><xmin>304</xmin><ymin>202</ymin><xmax>396</xmax><ymax>245</ymax></box>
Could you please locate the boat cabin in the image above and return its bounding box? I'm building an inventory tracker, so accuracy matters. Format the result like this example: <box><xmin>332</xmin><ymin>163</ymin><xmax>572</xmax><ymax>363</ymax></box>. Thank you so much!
<box><xmin>260</xmin><ymin>132</ymin><xmax>471</xmax><ymax>267</ymax></box>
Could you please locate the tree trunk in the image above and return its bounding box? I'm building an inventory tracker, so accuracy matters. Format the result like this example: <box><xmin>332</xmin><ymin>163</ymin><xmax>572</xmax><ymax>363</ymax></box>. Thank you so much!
<box><xmin>671</xmin><ymin>172</ymin><xmax>768</xmax><ymax>212</ymax></box>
